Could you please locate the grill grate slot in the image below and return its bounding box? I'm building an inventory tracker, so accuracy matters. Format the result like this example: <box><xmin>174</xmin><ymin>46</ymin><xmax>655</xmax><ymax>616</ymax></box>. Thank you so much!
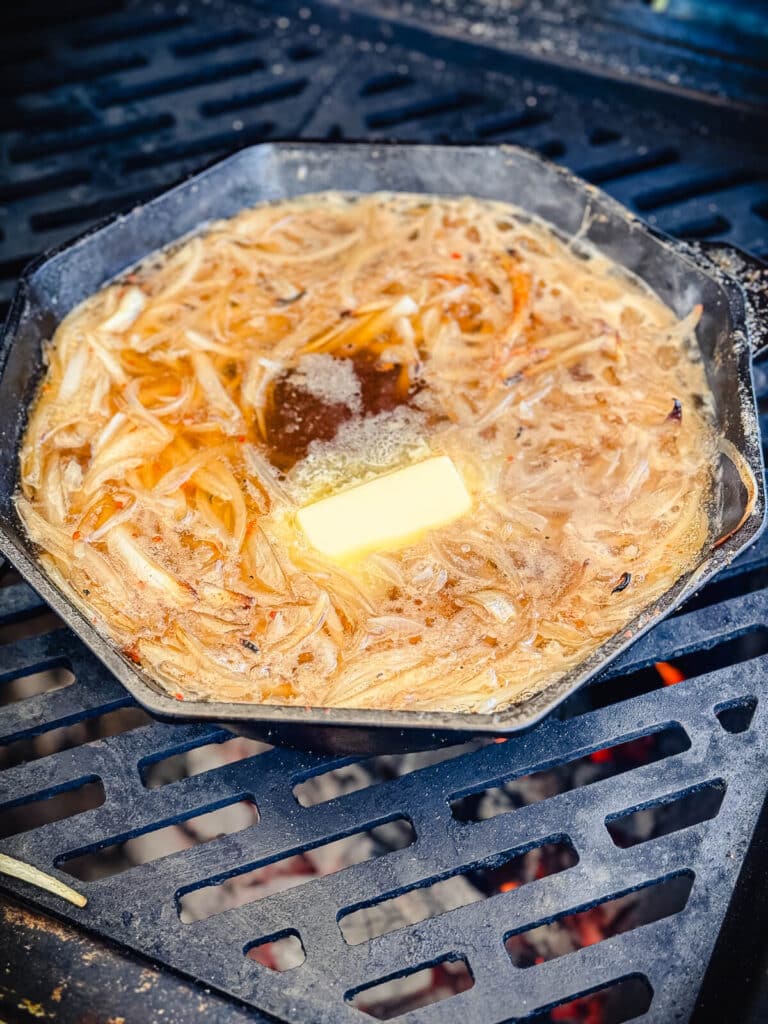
<box><xmin>635</xmin><ymin>170</ymin><xmax>768</xmax><ymax>212</ymax></box>
<box><xmin>504</xmin><ymin>872</ymin><xmax>694</xmax><ymax>968</ymax></box>
<box><xmin>177</xmin><ymin>817</ymin><xmax>417</xmax><ymax>923</ymax></box>
<box><xmin>347</xmin><ymin>954</ymin><xmax>474</xmax><ymax>1019</ymax></box>
<box><xmin>366</xmin><ymin>91</ymin><xmax>482</xmax><ymax>128</ymax></box>
<box><xmin>246</xmin><ymin>930</ymin><xmax>306</xmax><ymax>971</ymax></box>
<box><xmin>140</xmin><ymin>733</ymin><xmax>272</xmax><ymax>789</ymax></box>
<box><xmin>199</xmin><ymin>78</ymin><xmax>309</xmax><ymax>118</ymax></box>
<box><xmin>120</xmin><ymin>121</ymin><xmax>275</xmax><ymax>173</ymax></box>
<box><xmin>517</xmin><ymin>974</ymin><xmax>653</xmax><ymax>1024</ymax></box>
<box><xmin>0</xmin><ymin>105</ymin><xmax>93</xmax><ymax>135</ymax></box>
<box><xmin>28</xmin><ymin>188</ymin><xmax>162</xmax><ymax>233</ymax></box>
<box><xmin>581</xmin><ymin>148</ymin><xmax>681</xmax><ymax>186</ymax></box>
<box><xmin>0</xmin><ymin>705</ymin><xmax>152</xmax><ymax>772</ymax></box>
<box><xmin>338</xmin><ymin>839</ymin><xmax>578</xmax><ymax>944</ymax></box>
<box><xmin>293</xmin><ymin>740</ymin><xmax>487</xmax><ymax>808</ymax></box>
<box><xmin>714</xmin><ymin>696</ymin><xmax>758</xmax><ymax>735</ymax></box>
<box><xmin>475</xmin><ymin>109</ymin><xmax>553</xmax><ymax>138</ymax></box>
<box><xmin>8</xmin><ymin>114</ymin><xmax>175</xmax><ymax>163</ymax></box>
<box><xmin>72</xmin><ymin>12</ymin><xmax>191</xmax><ymax>48</ymax></box>
<box><xmin>173</xmin><ymin>28</ymin><xmax>258</xmax><ymax>58</ymax></box>
<box><xmin>58</xmin><ymin>796</ymin><xmax>260</xmax><ymax>880</ymax></box>
<box><xmin>0</xmin><ymin>777</ymin><xmax>106</xmax><ymax>841</ymax></box>
<box><xmin>450</xmin><ymin>726</ymin><xmax>690</xmax><ymax>823</ymax></box>
<box><xmin>360</xmin><ymin>72</ymin><xmax>415</xmax><ymax>96</ymax></box>
<box><xmin>605</xmin><ymin>781</ymin><xmax>726</xmax><ymax>849</ymax></box>
<box><xmin>3</xmin><ymin>54</ymin><xmax>148</xmax><ymax>98</ymax></box>
<box><xmin>95</xmin><ymin>57</ymin><xmax>268</xmax><ymax>106</ymax></box>
<box><xmin>0</xmin><ymin>169</ymin><xmax>92</xmax><ymax>204</ymax></box>
<box><xmin>666</xmin><ymin>213</ymin><xmax>732</xmax><ymax>240</ymax></box>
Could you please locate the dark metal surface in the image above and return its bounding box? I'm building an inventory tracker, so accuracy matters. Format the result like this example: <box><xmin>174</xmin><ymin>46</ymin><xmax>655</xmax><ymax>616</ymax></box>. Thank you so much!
<box><xmin>322</xmin><ymin>0</ymin><xmax>768</xmax><ymax>109</ymax></box>
<box><xmin>0</xmin><ymin>1</ymin><xmax>767</xmax><ymax>1021</ymax></box>
<box><xmin>1</xmin><ymin>595</ymin><xmax>768</xmax><ymax>1022</ymax></box>
<box><xmin>0</xmin><ymin>142</ymin><xmax>765</xmax><ymax>753</ymax></box>
<box><xmin>0</xmin><ymin>894</ymin><xmax>271</xmax><ymax>1024</ymax></box>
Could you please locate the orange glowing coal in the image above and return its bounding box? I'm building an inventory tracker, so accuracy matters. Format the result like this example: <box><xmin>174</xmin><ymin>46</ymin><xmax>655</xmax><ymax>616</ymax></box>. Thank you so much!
<box><xmin>655</xmin><ymin>660</ymin><xmax>686</xmax><ymax>686</ymax></box>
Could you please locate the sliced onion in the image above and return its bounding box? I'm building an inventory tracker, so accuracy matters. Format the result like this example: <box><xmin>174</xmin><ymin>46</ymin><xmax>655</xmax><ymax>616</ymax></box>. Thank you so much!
<box><xmin>367</xmin><ymin>615</ymin><xmax>423</xmax><ymax>635</ymax></box>
<box><xmin>90</xmin><ymin>339</ymin><xmax>127</xmax><ymax>384</ymax></box>
<box><xmin>184</xmin><ymin>328</ymin><xmax>241</xmax><ymax>357</ymax></box>
<box><xmin>106</xmin><ymin>525</ymin><xmax>194</xmax><ymax>605</ymax></box>
<box><xmin>155</xmin><ymin>446</ymin><xmax>226</xmax><ymax>494</ymax></box>
<box><xmin>58</xmin><ymin>344</ymin><xmax>89</xmax><ymax>402</ymax></box>
<box><xmin>244</xmin><ymin>525</ymin><xmax>286</xmax><ymax>591</ymax></box>
<box><xmin>191</xmin><ymin>351</ymin><xmax>243</xmax><ymax>429</ymax></box>
<box><xmin>270</xmin><ymin>591</ymin><xmax>329</xmax><ymax>653</ymax></box>
<box><xmin>0</xmin><ymin>853</ymin><xmax>86</xmax><ymax>908</ymax></box>
<box><xmin>99</xmin><ymin>286</ymin><xmax>146</xmax><ymax>333</ymax></box>
<box><xmin>465</xmin><ymin>589</ymin><xmax>516</xmax><ymax>623</ymax></box>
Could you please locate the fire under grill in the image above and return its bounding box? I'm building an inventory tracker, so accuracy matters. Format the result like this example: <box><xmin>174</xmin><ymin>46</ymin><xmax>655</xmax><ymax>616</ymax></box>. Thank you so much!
<box><xmin>1</xmin><ymin>2</ymin><xmax>768</xmax><ymax>1022</ymax></box>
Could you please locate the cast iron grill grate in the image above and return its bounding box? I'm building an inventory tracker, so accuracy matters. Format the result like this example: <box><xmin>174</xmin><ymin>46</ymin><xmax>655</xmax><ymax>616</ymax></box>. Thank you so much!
<box><xmin>1</xmin><ymin>2</ymin><xmax>767</xmax><ymax>1022</ymax></box>
<box><xmin>2</xmin><ymin>0</ymin><xmax>768</xmax><ymax>320</ymax></box>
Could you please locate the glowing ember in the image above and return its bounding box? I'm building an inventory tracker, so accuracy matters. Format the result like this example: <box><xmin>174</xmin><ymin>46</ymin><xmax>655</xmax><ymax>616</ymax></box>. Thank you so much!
<box><xmin>655</xmin><ymin>660</ymin><xmax>686</xmax><ymax>686</ymax></box>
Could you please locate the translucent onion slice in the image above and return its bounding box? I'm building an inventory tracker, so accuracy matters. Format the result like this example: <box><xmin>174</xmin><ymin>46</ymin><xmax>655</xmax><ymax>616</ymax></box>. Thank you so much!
<box><xmin>465</xmin><ymin>589</ymin><xmax>517</xmax><ymax>624</ymax></box>
<box><xmin>190</xmin><ymin>351</ymin><xmax>243</xmax><ymax>430</ymax></box>
<box><xmin>106</xmin><ymin>525</ymin><xmax>195</xmax><ymax>605</ymax></box>
<box><xmin>0</xmin><ymin>854</ymin><xmax>87</xmax><ymax>908</ymax></box>
<box><xmin>99</xmin><ymin>286</ymin><xmax>146</xmax><ymax>333</ymax></box>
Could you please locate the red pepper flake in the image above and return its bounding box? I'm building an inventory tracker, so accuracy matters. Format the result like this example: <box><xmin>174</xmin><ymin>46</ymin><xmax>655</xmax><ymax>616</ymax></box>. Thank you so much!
<box><xmin>450</xmin><ymin>251</ymin><xmax>462</xmax><ymax>259</ymax></box>
<box><xmin>506</xmin><ymin>454</ymin><xmax>515</xmax><ymax>462</ymax></box>
<box><xmin>269</xmin><ymin>610</ymin><xmax>277</xmax><ymax>619</ymax></box>
<box><xmin>124</xmin><ymin>647</ymin><xmax>141</xmax><ymax>664</ymax></box>
<box><xmin>534</xmin><ymin>955</ymin><xmax>545</xmax><ymax>965</ymax></box>
<box><xmin>152</xmin><ymin>535</ymin><xmax>162</xmax><ymax>543</ymax></box>
<box><xmin>499</xmin><ymin>879</ymin><xmax>519</xmax><ymax>892</ymax></box>
<box><xmin>237</xmin><ymin>434</ymin><xmax>247</xmax><ymax>443</ymax></box>
<box><xmin>174</xmin><ymin>692</ymin><xmax>185</xmax><ymax>701</ymax></box>
<box><xmin>72</xmin><ymin>530</ymin><xmax>81</xmax><ymax>540</ymax></box>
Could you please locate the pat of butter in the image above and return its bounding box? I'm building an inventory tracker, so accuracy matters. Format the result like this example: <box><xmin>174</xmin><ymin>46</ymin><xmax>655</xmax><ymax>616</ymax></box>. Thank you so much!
<box><xmin>297</xmin><ymin>455</ymin><xmax>471</xmax><ymax>561</ymax></box>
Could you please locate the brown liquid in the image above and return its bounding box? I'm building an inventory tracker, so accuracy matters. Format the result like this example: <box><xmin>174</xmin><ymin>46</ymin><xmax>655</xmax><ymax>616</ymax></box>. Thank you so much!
<box><xmin>265</xmin><ymin>351</ymin><xmax>415</xmax><ymax>469</ymax></box>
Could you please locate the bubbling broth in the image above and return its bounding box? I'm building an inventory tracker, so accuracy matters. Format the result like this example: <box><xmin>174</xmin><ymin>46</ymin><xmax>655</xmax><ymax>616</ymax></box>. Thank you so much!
<box><xmin>17</xmin><ymin>192</ymin><xmax>715</xmax><ymax>713</ymax></box>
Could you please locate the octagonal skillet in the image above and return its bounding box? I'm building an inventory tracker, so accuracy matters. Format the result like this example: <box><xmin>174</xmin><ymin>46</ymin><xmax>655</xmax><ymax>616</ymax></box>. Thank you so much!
<box><xmin>0</xmin><ymin>143</ymin><xmax>766</xmax><ymax>754</ymax></box>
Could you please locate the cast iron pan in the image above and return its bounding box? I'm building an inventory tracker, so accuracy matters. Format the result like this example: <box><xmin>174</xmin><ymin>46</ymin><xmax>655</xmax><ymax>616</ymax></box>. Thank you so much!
<box><xmin>0</xmin><ymin>143</ymin><xmax>765</xmax><ymax>753</ymax></box>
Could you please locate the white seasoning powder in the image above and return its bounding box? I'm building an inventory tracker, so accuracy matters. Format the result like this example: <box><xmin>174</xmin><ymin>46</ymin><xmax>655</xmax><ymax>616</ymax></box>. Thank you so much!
<box><xmin>293</xmin><ymin>353</ymin><xmax>362</xmax><ymax>412</ymax></box>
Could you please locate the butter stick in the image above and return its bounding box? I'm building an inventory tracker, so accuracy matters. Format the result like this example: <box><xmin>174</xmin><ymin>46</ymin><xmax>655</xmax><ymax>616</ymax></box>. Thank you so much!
<box><xmin>297</xmin><ymin>455</ymin><xmax>471</xmax><ymax>561</ymax></box>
